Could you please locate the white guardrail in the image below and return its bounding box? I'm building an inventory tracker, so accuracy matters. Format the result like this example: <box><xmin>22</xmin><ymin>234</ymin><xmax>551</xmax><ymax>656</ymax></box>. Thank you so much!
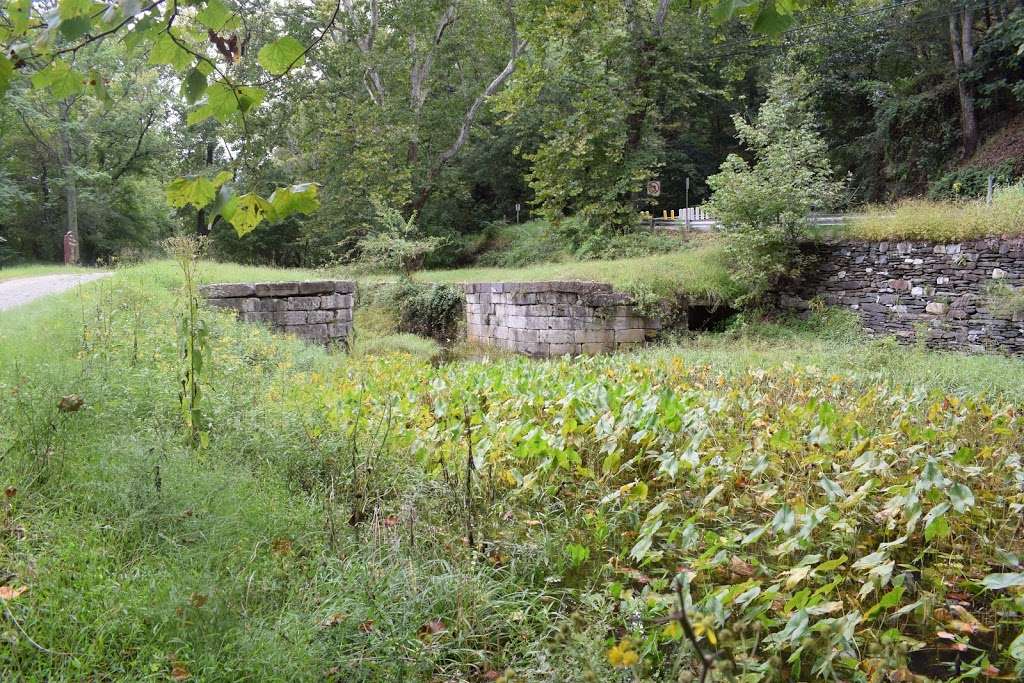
<box><xmin>641</xmin><ymin>210</ymin><xmax>858</xmax><ymax>232</ymax></box>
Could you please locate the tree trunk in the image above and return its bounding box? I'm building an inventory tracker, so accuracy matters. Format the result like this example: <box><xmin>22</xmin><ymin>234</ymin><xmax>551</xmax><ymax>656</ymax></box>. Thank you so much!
<box><xmin>949</xmin><ymin>8</ymin><xmax>979</xmax><ymax>159</ymax></box>
<box><xmin>58</xmin><ymin>100</ymin><xmax>79</xmax><ymax>253</ymax></box>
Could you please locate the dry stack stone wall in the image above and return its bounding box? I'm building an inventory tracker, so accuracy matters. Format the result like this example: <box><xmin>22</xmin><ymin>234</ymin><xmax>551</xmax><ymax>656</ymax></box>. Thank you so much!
<box><xmin>464</xmin><ymin>282</ymin><xmax>664</xmax><ymax>356</ymax></box>
<box><xmin>201</xmin><ymin>280</ymin><xmax>355</xmax><ymax>345</ymax></box>
<box><xmin>787</xmin><ymin>238</ymin><xmax>1024</xmax><ymax>354</ymax></box>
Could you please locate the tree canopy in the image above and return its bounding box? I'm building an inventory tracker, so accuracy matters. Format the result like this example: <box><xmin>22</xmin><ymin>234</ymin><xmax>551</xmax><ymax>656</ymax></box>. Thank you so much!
<box><xmin>1</xmin><ymin>0</ymin><xmax>1021</xmax><ymax>264</ymax></box>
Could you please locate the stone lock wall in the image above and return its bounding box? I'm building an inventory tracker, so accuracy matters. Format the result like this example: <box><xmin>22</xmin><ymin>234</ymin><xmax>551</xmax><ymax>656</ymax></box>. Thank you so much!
<box><xmin>787</xmin><ymin>238</ymin><xmax>1024</xmax><ymax>354</ymax></box>
<box><xmin>463</xmin><ymin>282</ymin><xmax>664</xmax><ymax>356</ymax></box>
<box><xmin>200</xmin><ymin>280</ymin><xmax>356</xmax><ymax>345</ymax></box>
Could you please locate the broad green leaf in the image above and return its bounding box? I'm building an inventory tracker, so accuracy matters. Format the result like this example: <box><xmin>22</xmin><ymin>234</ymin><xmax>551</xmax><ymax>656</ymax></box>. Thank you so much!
<box><xmin>187</xmin><ymin>82</ymin><xmax>238</xmax><ymax>125</ymax></box>
<box><xmin>1010</xmin><ymin>630</ymin><xmax>1024</xmax><ymax>663</ymax></box>
<box><xmin>59</xmin><ymin>0</ymin><xmax>92</xmax><ymax>19</ymax></box>
<box><xmin>711</xmin><ymin>0</ymin><xmax>738</xmax><ymax>24</ymax></box>
<box><xmin>58</xmin><ymin>15</ymin><xmax>91</xmax><ymax>40</ymax></box>
<box><xmin>269</xmin><ymin>183</ymin><xmax>320</xmax><ymax>218</ymax></box>
<box><xmin>207</xmin><ymin>184</ymin><xmax>233</xmax><ymax>229</ymax></box>
<box><xmin>865</xmin><ymin>585</ymin><xmax>904</xmax><ymax>619</ymax></box>
<box><xmin>196</xmin><ymin>0</ymin><xmax>240</xmax><ymax>31</ymax></box>
<box><xmin>187</xmin><ymin>104</ymin><xmax>216</xmax><ymax>127</ymax></box>
<box><xmin>236</xmin><ymin>86</ymin><xmax>266</xmax><ymax>114</ymax></box>
<box><xmin>211</xmin><ymin>171</ymin><xmax>233</xmax><ymax>189</ymax></box>
<box><xmin>123</xmin><ymin>14</ymin><xmax>157</xmax><ymax>52</ymax></box>
<box><xmin>181</xmin><ymin>67</ymin><xmax>208</xmax><ymax>104</ymax></box>
<box><xmin>257</xmin><ymin>36</ymin><xmax>305</xmax><ymax>76</ymax></box>
<box><xmin>768</xmin><ymin>609</ymin><xmax>809</xmax><ymax>644</ymax></box>
<box><xmin>981</xmin><ymin>573</ymin><xmax>1024</xmax><ymax>590</ymax></box>
<box><xmin>31</xmin><ymin>61</ymin><xmax>85</xmax><ymax>98</ymax></box>
<box><xmin>226</xmin><ymin>193</ymin><xmax>275</xmax><ymax>237</ymax></box>
<box><xmin>815</xmin><ymin>555</ymin><xmax>848</xmax><ymax>573</ymax></box>
<box><xmin>10</xmin><ymin>0</ymin><xmax>32</xmax><ymax>35</ymax></box>
<box><xmin>166</xmin><ymin>176</ymin><xmax>217</xmax><ymax>209</ymax></box>
<box><xmin>149</xmin><ymin>32</ymin><xmax>192</xmax><ymax>72</ymax></box>
<box><xmin>948</xmin><ymin>483</ymin><xmax>974</xmax><ymax>513</ymax></box>
<box><xmin>753</xmin><ymin>2</ymin><xmax>795</xmax><ymax>34</ymax></box>
<box><xmin>924</xmin><ymin>514</ymin><xmax>949</xmax><ymax>542</ymax></box>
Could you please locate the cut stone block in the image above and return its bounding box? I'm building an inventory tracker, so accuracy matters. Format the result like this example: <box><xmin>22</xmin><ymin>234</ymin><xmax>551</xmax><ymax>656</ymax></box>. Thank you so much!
<box><xmin>287</xmin><ymin>296</ymin><xmax>322</xmax><ymax>311</ymax></box>
<box><xmin>200</xmin><ymin>283</ymin><xmax>255</xmax><ymax>298</ymax></box>
<box><xmin>254</xmin><ymin>282</ymin><xmax>300</xmax><ymax>297</ymax></box>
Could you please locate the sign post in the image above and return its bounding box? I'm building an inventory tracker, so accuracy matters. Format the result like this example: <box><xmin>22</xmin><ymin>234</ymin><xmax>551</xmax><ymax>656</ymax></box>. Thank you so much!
<box><xmin>63</xmin><ymin>231</ymin><xmax>79</xmax><ymax>265</ymax></box>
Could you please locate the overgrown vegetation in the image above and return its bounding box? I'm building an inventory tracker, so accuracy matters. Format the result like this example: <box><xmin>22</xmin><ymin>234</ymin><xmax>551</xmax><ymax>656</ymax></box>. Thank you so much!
<box><xmin>377</xmin><ymin>280</ymin><xmax>465</xmax><ymax>345</ymax></box>
<box><xmin>707</xmin><ymin>75</ymin><xmax>845</xmax><ymax>307</ymax></box>
<box><xmin>848</xmin><ymin>184</ymin><xmax>1024</xmax><ymax>242</ymax></box>
<box><xmin>2</xmin><ymin>269</ymin><xmax>1024</xmax><ymax>681</ymax></box>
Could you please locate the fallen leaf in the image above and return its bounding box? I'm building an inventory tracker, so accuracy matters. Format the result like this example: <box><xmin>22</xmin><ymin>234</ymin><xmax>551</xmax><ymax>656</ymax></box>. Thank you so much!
<box><xmin>524</xmin><ymin>520</ymin><xmax>542</xmax><ymax>526</ymax></box>
<box><xmin>936</xmin><ymin>631</ymin><xmax>957</xmax><ymax>640</ymax></box>
<box><xmin>0</xmin><ymin>585</ymin><xmax>28</xmax><ymax>600</ymax></box>
<box><xmin>481</xmin><ymin>670</ymin><xmax>501</xmax><ymax>681</ymax></box>
<box><xmin>729</xmin><ymin>556</ymin><xmax>756</xmax><ymax>578</ymax></box>
<box><xmin>190</xmin><ymin>593</ymin><xmax>207</xmax><ymax>608</ymax></box>
<box><xmin>4</xmin><ymin>486</ymin><xmax>15</xmax><ymax>498</ymax></box>
<box><xmin>419</xmin><ymin>618</ymin><xmax>446</xmax><ymax>638</ymax></box>
<box><xmin>317</xmin><ymin>613</ymin><xmax>346</xmax><ymax>629</ymax></box>
<box><xmin>171</xmin><ymin>664</ymin><xmax>191</xmax><ymax>681</ymax></box>
<box><xmin>57</xmin><ymin>395</ymin><xmax>84</xmax><ymax>413</ymax></box>
<box><xmin>271</xmin><ymin>537</ymin><xmax>293</xmax><ymax>556</ymax></box>
<box><xmin>947</xmin><ymin>619</ymin><xmax>979</xmax><ymax>634</ymax></box>
<box><xmin>382</xmin><ymin>515</ymin><xmax>399</xmax><ymax>528</ymax></box>
<box><xmin>359</xmin><ymin>619</ymin><xmax>374</xmax><ymax>632</ymax></box>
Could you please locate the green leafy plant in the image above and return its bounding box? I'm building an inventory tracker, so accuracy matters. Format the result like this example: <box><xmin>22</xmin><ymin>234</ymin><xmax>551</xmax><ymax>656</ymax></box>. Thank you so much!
<box><xmin>707</xmin><ymin>73</ymin><xmax>846</xmax><ymax>308</ymax></box>
<box><xmin>357</xmin><ymin>198</ymin><xmax>444</xmax><ymax>277</ymax></box>
<box><xmin>163</xmin><ymin>235</ymin><xmax>209</xmax><ymax>449</ymax></box>
<box><xmin>380</xmin><ymin>280</ymin><xmax>464</xmax><ymax>344</ymax></box>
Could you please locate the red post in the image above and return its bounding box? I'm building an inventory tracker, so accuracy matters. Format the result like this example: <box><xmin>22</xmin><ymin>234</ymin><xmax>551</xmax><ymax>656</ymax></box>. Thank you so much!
<box><xmin>63</xmin><ymin>231</ymin><xmax>79</xmax><ymax>265</ymax></box>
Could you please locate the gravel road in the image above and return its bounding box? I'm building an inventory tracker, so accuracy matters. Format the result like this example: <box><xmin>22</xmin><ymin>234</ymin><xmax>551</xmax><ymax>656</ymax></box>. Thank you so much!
<box><xmin>0</xmin><ymin>273</ymin><xmax>112</xmax><ymax>312</ymax></box>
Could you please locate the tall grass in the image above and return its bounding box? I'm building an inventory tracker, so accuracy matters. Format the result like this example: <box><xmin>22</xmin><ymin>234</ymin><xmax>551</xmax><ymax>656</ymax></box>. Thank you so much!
<box><xmin>418</xmin><ymin>240</ymin><xmax>738</xmax><ymax>302</ymax></box>
<box><xmin>847</xmin><ymin>183</ymin><xmax>1024</xmax><ymax>242</ymax></box>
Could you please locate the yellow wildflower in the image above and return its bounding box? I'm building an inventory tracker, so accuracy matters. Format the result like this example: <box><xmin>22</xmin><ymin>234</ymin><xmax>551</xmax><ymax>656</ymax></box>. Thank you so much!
<box><xmin>606</xmin><ymin>639</ymin><xmax>639</xmax><ymax>668</ymax></box>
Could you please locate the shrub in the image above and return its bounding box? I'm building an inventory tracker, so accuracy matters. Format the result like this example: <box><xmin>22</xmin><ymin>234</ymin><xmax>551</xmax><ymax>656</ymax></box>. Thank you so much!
<box><xmin>381</xmin><ymin>280</ymin><xmax>465</xmax><ymax>344</ymax></box>
<box><xmin>574</xmin><ymin>229</ymin><xmax>684</xmax><ymax>261</ymax></box>
<box><xmin>357</xmin><ymin>198</ymin><xmax>443</xmax><ymax>276</ymax></box>
<box><xmin>849</xmin><ymin>183</ymin><xmax>1024</xmax><ymax>242</ymax></box>
<box><xmin>706</xmin><ymin>73</ymin><xmax>845</xmax><ymax>308</ymax></box>
<box><xmin>928</xmin><ymin>162</ymin><xmax>1016</xmax><ymax>200</ymax></box>
<box><xmin>472</xmin><ymin>219</ymin><xmax>571</xmax><ymax>268</ymax></box>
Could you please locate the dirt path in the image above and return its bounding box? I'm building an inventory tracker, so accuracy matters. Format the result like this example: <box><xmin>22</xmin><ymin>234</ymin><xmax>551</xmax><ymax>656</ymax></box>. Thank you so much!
<box><xmin>0</xmin><ymin>272</ymin><xmax>112</xmax><ymax>312</ymax></box>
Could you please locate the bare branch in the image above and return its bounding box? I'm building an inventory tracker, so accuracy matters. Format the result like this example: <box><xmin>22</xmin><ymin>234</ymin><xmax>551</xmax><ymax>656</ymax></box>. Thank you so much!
<box><xmin>111</xmin><ymin>110</ymin><xmax>158</xmax><ymax>182</ymax></box>
<box><xmin>409</xmin><ymin>30</ymin><xmax>525</xmax><ymax>212</ymax></box>
<box><xmin>343</xmin><ymin>0</ymin><xmax>386</xmax><ymax>102</ymax></box>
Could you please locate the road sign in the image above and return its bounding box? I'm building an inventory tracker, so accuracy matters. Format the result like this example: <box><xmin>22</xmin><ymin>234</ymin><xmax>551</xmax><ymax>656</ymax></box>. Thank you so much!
<box><xmin>646</xmin><ymin>180</ymin><xmax>661</xmax><ymax>197</ymax></box>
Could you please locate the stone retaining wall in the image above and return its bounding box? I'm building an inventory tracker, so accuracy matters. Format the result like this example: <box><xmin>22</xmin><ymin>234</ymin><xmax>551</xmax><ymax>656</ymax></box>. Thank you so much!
<box><xmin>787</xmin><ymin>238</ymin><xmax>1024</xmax><ymax>354</ymax></box>
<box><xmin>200</xmin><ymin>280</ymin><xmax>355</xmax><ymax>345</ymax></box>
<box><xmin>464</xmin><ymin>282</ymin><xmax>663</xmax><ymax>356</ymax></box>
